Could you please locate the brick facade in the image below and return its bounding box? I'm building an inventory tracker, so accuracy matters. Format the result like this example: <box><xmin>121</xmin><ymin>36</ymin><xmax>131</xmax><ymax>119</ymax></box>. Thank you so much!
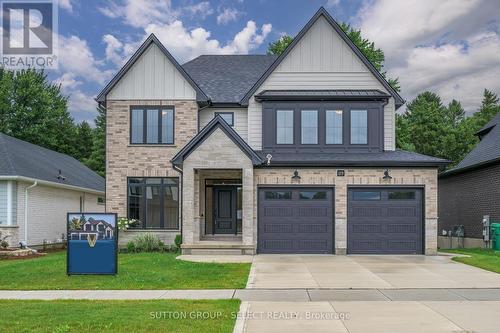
<box><xmin>105</xmin><ymin>99</ymin><xmax>198</xmax><ymax>245</ymax></box>
<box><xmin>439</xmin><ymin>163</ymin><xmax>500</xmax><ymax>239</ymax></box>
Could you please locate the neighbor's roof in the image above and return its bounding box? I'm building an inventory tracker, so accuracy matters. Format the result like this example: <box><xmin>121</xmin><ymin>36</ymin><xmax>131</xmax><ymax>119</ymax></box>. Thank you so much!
<box><xmin>0</xmin><ymin>133</ymin><xmax>105</xmax><ymax>193</ymax></box>
<box><xmin>257</xmin><ymin>150</ymin><xmax>450</xmax><ymax>167</ymax></box>
<box><xmin>442</xmin><ymin>113</ymin><xmax>500</xmax><ymax>177</ymax></box>
<box><xmin>182</xmin><ymin>55</ymin><xmax>277</xmax><ymax>104</ymax></box>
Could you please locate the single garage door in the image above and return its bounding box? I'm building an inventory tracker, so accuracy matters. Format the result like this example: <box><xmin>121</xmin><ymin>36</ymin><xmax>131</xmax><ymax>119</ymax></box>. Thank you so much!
<box><xmin>258</xmin><ymin>187</ymin><xmax>334</xmax><ymax>254</ymax></box>
<box><xmin>348</xmin><ymin>188</ymin><xmax>423</xmax><ymax>254</ymax></box>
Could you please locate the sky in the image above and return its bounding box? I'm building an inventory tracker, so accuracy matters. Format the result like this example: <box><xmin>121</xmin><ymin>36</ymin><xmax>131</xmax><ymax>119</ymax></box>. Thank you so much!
<box><xmin>44</xmin><ymin>0</ymin><xmax>500</xmax><ymax>123</ymax></box>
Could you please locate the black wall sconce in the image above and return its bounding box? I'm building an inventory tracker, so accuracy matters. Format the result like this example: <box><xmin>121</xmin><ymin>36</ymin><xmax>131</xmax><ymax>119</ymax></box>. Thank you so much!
<box><xmin>292</xmin><ymin>170</ymin><xmax>301</xmax><ymax>180</ymax></box>
<box><xmin>383</xmin><ymin>169</ymin><xmax>392</xmax><ymax>180</ymax></box>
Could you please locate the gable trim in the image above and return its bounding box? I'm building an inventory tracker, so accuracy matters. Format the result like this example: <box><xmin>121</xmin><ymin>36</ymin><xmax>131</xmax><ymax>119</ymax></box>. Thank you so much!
<box><xmin>240</xmin><ymin>7</ymin><xmax>404</xmax><ymax>108</ymax></box>
<box><xmin>96</xmin><ymin>34</ymin><xmax>209</xmax><ymax>103</ymax></box>
<box><xmin>171</xmin><ymin>115</ymin><xmax>263</xmax><ymax>167</ymax></box>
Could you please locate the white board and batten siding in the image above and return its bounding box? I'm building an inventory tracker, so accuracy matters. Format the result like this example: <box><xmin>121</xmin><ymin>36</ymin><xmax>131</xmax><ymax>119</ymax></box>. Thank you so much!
<box><xmin>199</xmin><ymin>108</ymin><xmax>249</xmax><ymax>141</ymax></box>
<box><xmin>247</xmin><ymin>16</ymin><xmax>396</xmax><ymax>151</ymax></box>
<box><xmin>107</xmin><ymin>44</ymin><xmax>196</xmax><ymax>100</ymax></box>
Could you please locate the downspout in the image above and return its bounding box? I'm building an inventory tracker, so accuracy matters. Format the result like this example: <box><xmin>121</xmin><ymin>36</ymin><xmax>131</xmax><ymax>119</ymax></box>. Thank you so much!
<box><xmin>24</xmin><ymin>181</ymin><xmax>38</xmax><ymax>245</ymax></box>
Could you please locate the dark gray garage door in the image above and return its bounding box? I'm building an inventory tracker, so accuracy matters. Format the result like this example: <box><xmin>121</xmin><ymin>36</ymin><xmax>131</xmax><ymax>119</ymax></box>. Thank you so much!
<box><xmin>258</xmin><ymin>187</ymin><xmax>334</xmax><ymax>254</ymax></box>
<box><xmin>348</xmin><ymin>188</ymin><xmax>423</xmax><ymax>254</ymax></box>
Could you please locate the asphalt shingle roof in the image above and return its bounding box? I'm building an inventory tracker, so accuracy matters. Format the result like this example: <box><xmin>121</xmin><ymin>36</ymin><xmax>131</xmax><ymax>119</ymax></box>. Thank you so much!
<box><xmin>0</xmin><ymin>133</ymin><xmax>104</xmax><ymax>192</ymax></box>
<box><xmin>182</xmin><ymin>55</ymin><xmax>278</xmax><ymax>104</ymax></box>
<box><xmin>446</xmin><ymin>113</ymin><xmax>500</xmax><ymax>174</ymax></box>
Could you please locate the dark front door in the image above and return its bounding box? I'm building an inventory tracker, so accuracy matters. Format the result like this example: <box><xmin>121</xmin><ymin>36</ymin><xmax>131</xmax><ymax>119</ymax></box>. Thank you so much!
<box><xmin>213</xmin><ymin>186</ymin><xmax>237</xmax><ymax>234</ymax></box>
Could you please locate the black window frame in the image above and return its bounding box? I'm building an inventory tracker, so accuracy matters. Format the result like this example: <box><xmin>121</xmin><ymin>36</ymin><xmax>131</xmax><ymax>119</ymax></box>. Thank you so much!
<box><xmin>352</xmin><ymin>191</ymin><xmax>381</xmax><ymax>201</ymax></box>
<box><xmin>388</xmin><ymin>191</ymin><xmax>416</xmax><ymax>200</ymax></box>
<box><xmin>127</xmin><ymin>177</ymin><xmax>180</xmax><ymax>230</ymax></box>
<box><xmin>129</xmin><ymin>106</ymin><xmax>175</xmax><ymax>145</ymax></box>
<box><xmin>264</xmin><ymin>191</ymin><xmax>292</xmax><ymax>200</ymax></box>
<box><xmin>215</xmin><ymin>112</ymin><xmax>234</xmax><ymax>126</ymax></box>
<box><xmin>350</xmin><ymin>109</ymin><xmax>369</xmax><ymax>145</ymax></box>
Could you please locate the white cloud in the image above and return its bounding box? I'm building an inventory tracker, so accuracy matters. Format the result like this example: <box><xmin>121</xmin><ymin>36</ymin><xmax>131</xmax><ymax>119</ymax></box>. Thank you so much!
<box><xmin>325</xmin><ymin>0</ymin><xmax>341</xmax><ymax>8</ymax></box>
<box><xmin>217</xmin><ymin>8</ymin><xmax>241</xmax><ymax>25</ymax></box>
<box><xmin>98</xmin><ymin>0</ymin><xmax>179</xmax><ymax>28</ymax></box>
<box><xmin>103</xmin><ymin>34</ymin><xmax>125</xmax><ymax>67</ymax></box>
<box><xmin>54</xmin><ymin>73</ymin><xmax>97</xmax><ymax>123</ymax></box>
<box><xmin>59</xmin><ymin>0</ymin><xmax>73</xmax><ymax>13</ymax></box>
<box><xmin>185</xmin><ymin>1</ymin><xmax>214</xmax><ymax>19</ymax></box>
<box><xmin>351</xmin><ymin>0</ymin><xmax>500</xmax><ymax>112</ymax></box>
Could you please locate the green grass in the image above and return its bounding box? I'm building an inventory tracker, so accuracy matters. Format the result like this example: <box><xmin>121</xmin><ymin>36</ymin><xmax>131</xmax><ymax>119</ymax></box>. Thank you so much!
<box><xmin>0</xmin><ymin>299</ymin><xmax>240</xmax><ymax>333</ymax></box>
<box><xmin>441</xmin><ymin>248</ymin><xmax>500</xmax><ymax>273</ymax></box>
<box><xmin>0</xmin><ymin>251</ymin><xmax>250</xmax><ymax>290</ymax></box>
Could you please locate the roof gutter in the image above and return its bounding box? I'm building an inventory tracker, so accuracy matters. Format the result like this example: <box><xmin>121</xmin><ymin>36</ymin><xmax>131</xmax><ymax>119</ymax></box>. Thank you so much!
<box><xmin>0</xmin><ymin>176</ymin><xmax>104</xmax><ymax>195</ymax></box>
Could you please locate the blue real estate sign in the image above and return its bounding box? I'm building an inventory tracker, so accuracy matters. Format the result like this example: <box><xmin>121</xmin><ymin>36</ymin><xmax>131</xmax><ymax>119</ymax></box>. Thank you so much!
<box><xmin>67</xmin><ymin>213</ymin><xmax>118</xmax><ymax>275</ymax></box>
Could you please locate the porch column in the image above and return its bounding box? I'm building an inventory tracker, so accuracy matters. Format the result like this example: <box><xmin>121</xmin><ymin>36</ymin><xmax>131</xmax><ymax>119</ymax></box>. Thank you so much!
<box><xmin>182</xmin><ymin>167</ymin><xmax>196</xmax><ymax>245</ymax></box>
<box><xmin>242</xmin><ymin>167</ymin><xmax>254</xmax><ymax>246</ymax></box>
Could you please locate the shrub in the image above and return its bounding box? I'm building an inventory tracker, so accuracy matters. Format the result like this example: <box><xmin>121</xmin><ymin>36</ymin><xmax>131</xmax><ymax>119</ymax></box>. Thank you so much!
<box><xmin>117</xmin><ymin>217</ymin><xmax>139</xmax><ymax>231</ymax></box>
<box><xmin>126</xmin><ymin>241</ymin><xmax>136</xmax><ymax>253</ymax></box>
<box><xmin>174</xmin><ymin>234</ymin><xmax>182</xmax><ymax>251</ymax></box>
<box><xmin>132</xmin><ymin>233</ymin><xmax>164</xmax><ymax>252</ymax></box>
<box><xmin>0</xmin><ymin>240</ymin><xmax>8</xmax><ymax>249</ymax></box>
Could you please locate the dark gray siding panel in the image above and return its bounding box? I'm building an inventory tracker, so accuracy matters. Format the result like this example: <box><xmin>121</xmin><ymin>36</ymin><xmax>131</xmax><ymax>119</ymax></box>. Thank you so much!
<box><xmin>348</xmin><ymin>188</ymin><xmax>424</xmax><ymax>254</ymax></box>
<box><xmin>258</xmin><ymin>187</ymin><xmax>334</xmax><ymax>254</ymax></box>
<box><xmin>438</xmin><ymin>163</ymin><xmax>500</xmax><ymax>239</ymax></box>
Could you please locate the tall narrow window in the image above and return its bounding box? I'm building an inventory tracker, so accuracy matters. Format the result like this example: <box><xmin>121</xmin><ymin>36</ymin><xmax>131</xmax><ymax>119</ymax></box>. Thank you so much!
<box><xmin>161</xmin><ymin>109</ymin><xmax>174</xmax><ymax>144</ymax></box>
<box><xmin>131</xmin><ymin>109</ymin><xmax>143</xmax><ymax>143</ymax></box>
<box><xmin>130</xmin><ymin>107</ymin><xmax>174</xmax><ymax>144</ymax></box>
<box><xmin>351</xmin><ymin>110</ymin><xmax>368</xmax><ymax>144</ymax></box>
<box><xmin>326</xmin><ymin>110</ymin><xmax>343</xmax><ymax>144</ymax></box>
<box><xmin>276</xmin><ymin>110</ymin><xmax>294</xmax><ymax>144</ymax></box>
<box><xmin>301</xmin><ymin>110</ymin><xmax>318</xmax><ymax>144</ymax></box>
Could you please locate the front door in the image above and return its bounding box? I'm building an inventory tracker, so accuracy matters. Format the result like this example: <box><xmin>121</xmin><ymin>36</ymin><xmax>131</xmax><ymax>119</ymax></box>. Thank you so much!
<box><xmin>213</xmin><ymin>186</ymin><xmax>237</xmax><ymax>234</ymax></box>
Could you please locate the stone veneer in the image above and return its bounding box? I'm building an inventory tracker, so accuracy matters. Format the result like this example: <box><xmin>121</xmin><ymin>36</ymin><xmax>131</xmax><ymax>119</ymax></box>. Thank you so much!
<box><xmin>253</xmin><ymin>168</ymin><xmax>438</xmax><ymax>255</ymax></box>
<box><xmin>106</xmin><ymin>99</ymin><xmax>198</xmax><ymax>246</ymax></box>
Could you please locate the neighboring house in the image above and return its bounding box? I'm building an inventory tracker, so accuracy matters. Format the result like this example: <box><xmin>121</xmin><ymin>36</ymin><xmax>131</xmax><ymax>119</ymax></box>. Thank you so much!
<box><xmin>98</xmin><ymin>7</ymin><xmax>448</xmax><ymax>255</ymax></box>
<box><xmin>438</xmin><ymin>113</ymin><xmax>500</xmax><ymax>248</ymax></box>
<box><xmin>69</xmin><ymin>218</ymin><xmax>114</xmax><ymax>240</ymax></box>
<box><xmin>0</xmin><ymin>133</ymin><xmax>105</xmax><ymax>247</ymax></box>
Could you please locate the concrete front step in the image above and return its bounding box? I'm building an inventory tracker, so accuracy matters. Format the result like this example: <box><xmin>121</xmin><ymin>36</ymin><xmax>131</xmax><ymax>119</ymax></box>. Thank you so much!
<box><xmin>181</xmin><ymin>242</ymin><xmax>255</xmax><ymax>255</ymax></box>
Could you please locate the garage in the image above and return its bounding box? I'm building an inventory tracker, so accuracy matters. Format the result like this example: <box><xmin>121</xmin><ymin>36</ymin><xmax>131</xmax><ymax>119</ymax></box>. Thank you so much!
<box><xmin>258</xmin><ymin>187</ymin><xmax>334</xmax><ymax>254</ymax></box>
<box><xmin>347</xmin><ymin>187</ymin><xmax>423</xmax><ymax>254</ymax></box>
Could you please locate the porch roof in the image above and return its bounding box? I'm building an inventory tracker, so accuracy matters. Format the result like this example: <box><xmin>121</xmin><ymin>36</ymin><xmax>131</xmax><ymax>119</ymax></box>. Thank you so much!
<box><xmin>171</xmin><ymin>115</ymin><xmax>263</xmax><ymax>168</ymax></box>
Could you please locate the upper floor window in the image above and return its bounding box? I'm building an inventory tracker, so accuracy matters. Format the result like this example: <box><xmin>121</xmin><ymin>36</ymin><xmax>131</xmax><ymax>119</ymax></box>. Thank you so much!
<box><xmin>326</xmin><ymin>110</ymin><xmax>343</xmax><ymax>144</ymax></box>
<box><xmin>350</xmin><ymin>110</ymin><xmax>368</xmax><ymax>144</ymax></box>
<box><xmin>301</xmin><ymin>110</ymin><xmax>318</xmax><ymax>144</ymax></box>
<box><xmin>130</xmin><ymin>107</ymin><xmax>174</xmax><ymax>144</ymax></box>
<box><xmin>215</xmin><ymin>112</ymin><xmax>234</xmax><ymax>126</ymax></box>
<box><xmin>276</xmin><ymin>110</ymin><xmax>294</xmax><ymax>144</ymax></box>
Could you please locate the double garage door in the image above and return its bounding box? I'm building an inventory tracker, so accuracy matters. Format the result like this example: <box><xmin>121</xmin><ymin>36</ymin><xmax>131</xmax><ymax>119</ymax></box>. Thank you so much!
<box><xmin>258</xmin><ymin>187</ymin><xmax>423</xmax><ymax>254</ymax></box>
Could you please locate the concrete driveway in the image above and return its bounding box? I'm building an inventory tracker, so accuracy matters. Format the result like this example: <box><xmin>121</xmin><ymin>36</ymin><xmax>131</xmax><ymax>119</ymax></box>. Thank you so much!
<box><xmin>247</xmin><ymin>254</ymin><xmax>500</xmax><ymax>289</ymax></box>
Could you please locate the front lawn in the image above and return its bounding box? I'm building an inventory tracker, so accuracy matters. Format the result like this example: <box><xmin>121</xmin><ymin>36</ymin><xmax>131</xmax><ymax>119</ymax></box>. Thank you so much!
<box><xmin>441</xmin><ymin>248</ymin><xmax>500</xmax><ymax>274</ymax></box>
<box><xmin>0</xmin><ymin>299</ymin><xmax>240</xmax><ymax>333</ymax></box>
<box><xmin>0</xmin><ymin>251</ymin><xmax>250</xmax><ymax>290</ymax></box>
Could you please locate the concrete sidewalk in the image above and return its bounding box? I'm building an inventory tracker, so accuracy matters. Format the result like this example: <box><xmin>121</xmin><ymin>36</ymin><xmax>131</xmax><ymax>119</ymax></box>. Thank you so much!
<box><xmin>3</xmin><ymin>288</ymin><xmax>500</xmax><ymax>301</ymax></box>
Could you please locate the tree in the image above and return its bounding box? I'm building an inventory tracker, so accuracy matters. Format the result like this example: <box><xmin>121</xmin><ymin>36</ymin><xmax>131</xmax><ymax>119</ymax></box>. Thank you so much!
<box><xmin>75</xmin><ymin>121</ymin><xmax>94</xmax><ymax>161</ymax></box>
<box><xmin>470</xmin><ymin>89</ymin><xmax>500</xmax><ymax>130</ymax></box>
<box><xmin>267</xmin><ymin>35</ymin><xmax>294</xmax><ymax>55</ymax></box>
<box><xmin>84</xmin><ymin>106</ymin><xmax>106</xmax><ymax>177</ymax></box>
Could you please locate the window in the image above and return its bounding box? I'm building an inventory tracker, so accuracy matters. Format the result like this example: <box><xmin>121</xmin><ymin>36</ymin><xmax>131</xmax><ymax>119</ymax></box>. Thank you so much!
<box><xmin>326</xmin><ymin>110</ymin><xmax>343</xmax><ymax>144</ymax></box>
<box><xmin>389</xmin><ymin>191</ymin><xmax>416</xmax><ymax>200</ymax></box>
<box><xmin>97</xmin><ymin>197</ymin><xmax>105</xmax><ymax>205</ymax></box>
<box><xmin>128</xmin><ymin>178</ymin><xmax>179</xmax><ymax>229</ymax></box>
<box><xmin>265</xmin><ymin>191</ymin><xmax>292</xmax><ymax>200</ymax></box>
<box><xmin>130</xmin><ymin>107</ymin><xmax>174</xmax><ymax>144</ymax></box>
<box><xmin>215</xmin><ymin>112</ymin><xmax>234</xmax><ymax>126</ymax></box>
<box><xmin>276</xmin><ymin>110</ymin><xmax>294</xmax><ymax>144</ymax></box>
<box><xmin>299</xmin><ymin>191</ymin><xmax>327</xmax><ymax>200</ymax></box>
<box><xmin>301</xmin><ymin>110</ymin><xmax>318</xmax><ymax>144</ymax></box>
<box><xmin>351</xmin><ymin>110</ymin><xmax>368</xmax><ymax>144</ymax></box>
<box><xmin>352</xmin><ymin>191</ymin><xmax>381</xmax><ymax>201</ymax></box>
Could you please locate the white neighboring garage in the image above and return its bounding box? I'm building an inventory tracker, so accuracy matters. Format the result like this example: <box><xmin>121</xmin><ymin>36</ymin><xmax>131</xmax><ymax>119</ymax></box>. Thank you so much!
<box><xmin>0</xmin><ymin>133</ymin><xmax>105</xmax><ymax>247</ymax></box>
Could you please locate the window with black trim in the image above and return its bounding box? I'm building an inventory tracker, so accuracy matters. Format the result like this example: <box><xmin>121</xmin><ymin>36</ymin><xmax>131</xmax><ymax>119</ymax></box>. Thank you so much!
<box><xmin>299</xmin><ymin>191</ymin><xmax>327</xmax><ymax>200</ymax></box>
<box><xmin>276</xmin><ymin>110</ymin><xmax>294</xmax><ymax>144</ymax></box>
<box><xmin>350</xmin><ymin>110</ymin><xmax>368</xmax><ymax>144</ymax></box>
<box><xmin>130</xmin><ymin>107</ymin><xmax>174</xmax><ymax>144</ymax></box>
<box><xmin>326</xmin><ymin>110</ymin><xmax>343</xmax><ymax>144</ymax></box>
<box><xmin>265</xmin><ymin>191</ymin><xmax>292</xmax><ymax>200</ymax></box>
<box><xmin>215</xmin><ymin>112</ymin><xmax>234</xmax><ymax>126</ymax></box>
<box><xmin>352</xmin><ymin>191</ymin><xmax>381</xmax><ymax>200</ymax></box>
<box><xmin>388</xmin><ymin>191</ymin><xmax>416</xmax><ymax>200</ymax></box>
<box><xmin>128</xmin><ymin>178</ymin><xmax>179</xmax><ymax>229</ymax></box>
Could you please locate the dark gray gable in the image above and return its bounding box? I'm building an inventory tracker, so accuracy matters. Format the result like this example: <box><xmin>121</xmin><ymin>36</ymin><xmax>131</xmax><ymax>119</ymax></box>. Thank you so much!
<box><xmin>96</xmin><ymin>34</ymin><xmax>208</xmax><ymax>103</ymax></box>
<box><xmin>171</xmin><ymin>115</ymin><xmax>263</xmax><ymax>167</ymax></box>
<box><xmin>241</xmin><ymin>7</ymin><xmax>405</xmax><ymax>108</ymax></box>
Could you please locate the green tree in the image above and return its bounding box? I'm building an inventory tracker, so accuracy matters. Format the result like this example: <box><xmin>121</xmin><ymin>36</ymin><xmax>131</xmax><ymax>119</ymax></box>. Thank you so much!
<box><xmin>470</xmin><ymin>89</ymin><xmax>500</xmax><ymax>130</ymax></box>
<box><xmin>84</xmin><ymin>106</ymin><xmax>106</xmax><ymax>177</ymax></box>
<box><xmin>75</xmin><ymin>121</ymin><xmax>94</xmax><ymax>161</ymax></box>
<box><xmin>266</xmin><ymin>23</ymin><xmax>400</xmax><ymax>92</ymax></box>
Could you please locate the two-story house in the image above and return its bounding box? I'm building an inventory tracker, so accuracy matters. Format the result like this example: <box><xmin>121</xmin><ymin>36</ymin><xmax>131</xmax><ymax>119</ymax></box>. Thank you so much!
<box><xmin>97</xmin><ymin>8</ymin><xmax>448</xmax><ymax>255</ymax></box>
